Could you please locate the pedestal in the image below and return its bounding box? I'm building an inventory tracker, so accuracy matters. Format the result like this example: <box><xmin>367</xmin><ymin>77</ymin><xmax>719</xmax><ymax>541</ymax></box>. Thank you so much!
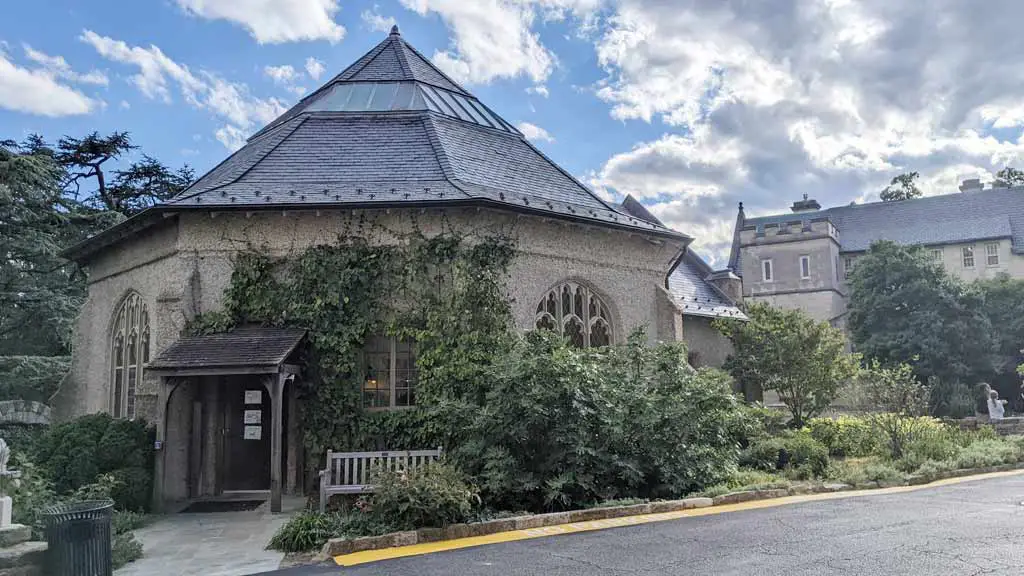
<box><xmin>0</xmin><ymin>496</ymin><xmax>11</xmax><ymax>528</ymax></box>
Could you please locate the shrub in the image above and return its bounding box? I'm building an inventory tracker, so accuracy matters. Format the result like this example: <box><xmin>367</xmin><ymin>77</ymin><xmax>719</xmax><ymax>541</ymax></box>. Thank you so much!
<box><xmin>859</xmin><ymin>362</ymin><xmax>931</xmax><ymax>459</ymax></box>
<box><xmin>33</xmin><ymin>413</ymin><xmax>154</xmax><ymax>511</ymax></box>
<box><xmin>9</xmin><ymin>453</ymin><xmax>57</xmax><ymax>539</ymax></box>
<box><xmin>828</xmin><ymin>458</ymin><xmax>905</xmax><ymax>486</ymax></box>
<box><xmin>913</xmin><ymin>459</ymin><xmax>956</xmax><ymax>482</ymax></box>
<box><xmin>455</xmin><ymin>331</ymin><xmax>746</xmax><ymax>510</ymax></box>
<box><xmin>954</xmin><ymin>439</ymin><xmax>1021</xmax><ymax>469</ymax></box>
<box><xmin>113</xmin><ymin>510</ymin><xmax>148</xmax><ymax>536</ymax></box>
<box><xmin>0</xmin><ymin>424</ymin><xmax>46</xmax><ymax>454</ymax></box>
<box><xmin>112</xmin><ymin>533</ymin><xmax>144</xmax><ymax>570</ymax></box>
<box><xmin>740</xmin><ymin>432</ymin><xmax>829</xmax><ymax>478</ymax></box>
<box><xmin>363</xmin><ymin>462</ymin><xmax>478</xmax><ymax>531</ymax></box>
<box><xmin>268</xmin><ymin>511</ymin><xmax>345</xmax><ymax>553</ymax></box>
<box><xmin>734</xmin><ymin>404</ymin><xmax>789</xmax><ymax>446</ymax></box>
<box><xmin>806</xmin><ymin>416</ymin><xmax>878</xmax><ymax>458</ymax></box>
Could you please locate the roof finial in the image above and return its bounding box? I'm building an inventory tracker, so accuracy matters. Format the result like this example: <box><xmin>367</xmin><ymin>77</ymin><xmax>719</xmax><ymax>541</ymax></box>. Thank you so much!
<box><xmin>390</xmin><ymin>25</ymin><xmax>401</xmax><ymax>36</ymax></box>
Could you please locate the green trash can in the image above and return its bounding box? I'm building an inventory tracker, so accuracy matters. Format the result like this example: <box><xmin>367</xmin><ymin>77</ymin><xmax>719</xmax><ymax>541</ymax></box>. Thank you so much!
<box><xmin>42</xmin><ymin>500</ymin><xmax>114</xmax><ymax>576</ymax></box>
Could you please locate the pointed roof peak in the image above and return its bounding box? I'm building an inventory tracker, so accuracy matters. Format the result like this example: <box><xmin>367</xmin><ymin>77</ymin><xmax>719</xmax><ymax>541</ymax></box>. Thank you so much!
<box><xmin>389</xmin><ymin>24</ymin><xmax>401</xmax><ymax>36</ymax></box>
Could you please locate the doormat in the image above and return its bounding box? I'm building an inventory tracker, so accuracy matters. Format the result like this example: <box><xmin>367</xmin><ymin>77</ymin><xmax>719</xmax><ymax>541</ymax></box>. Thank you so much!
<box><xmin>180</xmin><ymin>500</ymin><xmax>265</xmax><ymax>513</ymax></box>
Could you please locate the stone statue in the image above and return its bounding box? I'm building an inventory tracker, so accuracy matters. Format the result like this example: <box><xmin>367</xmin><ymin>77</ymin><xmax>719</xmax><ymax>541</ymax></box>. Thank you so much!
<box><xmin>988</xmin><ymin>390</ymin><xmax>1007</xmax><ymax>421</ymax></box>
<box><xmin>0</xmin><ymin>438</ymin><xmax>10</xmax><ymax>475</ymax></box>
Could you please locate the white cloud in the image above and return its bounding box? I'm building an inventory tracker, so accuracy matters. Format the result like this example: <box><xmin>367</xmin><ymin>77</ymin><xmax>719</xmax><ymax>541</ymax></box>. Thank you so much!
<box><xmin>305</xmin><ymin>57</ymin><xmax>326</xmax><ymax>81</ymax></box>
<box><xmin>517</xmin><ymin>121</ymin><xmax>555</xmax><ymax>143</ymax></box>
<box><xmin>398</xmin><ymin>0</ymin><xmax>599</xmax><ymax>84</ymax></box>
<box><xmin>119</xmin><ymin>100</ymin><xmax>131</xmax><ymax>109</ymax></box>
<box><xmin>586</xmin><ymin>0</ymin><xmax>1024</xmax><ymax>260</ymax></box>
<box><xmin>362</xmin><ymin>6</ymin><xmax>397</xmax><ymax>32</ymax></box>
<box><xmin>526</xmin><ymin>85</ymin><xmax>549</xmax><ymax>97</ymax></box>
<box><xmin>174</xmin><ymin>0</ymin><xmax>345</xmax><ymax>43</ymax></box>
<box><xmin>0</xmin><ymin>51</ymin><xmax>98</xmax><ymax>117</ymax></box>
<box><xmin>82</xmin><ymin>29</ymin><xmax>288</xmax><ymax>150</ymax></box>
<box><xmin>264</xmin><ymin>64</ymin><xmax>300</xmax><ymax>85</ymax></box>
<box><xmin>23</xmin><ymin>45</ymin><xmax>109</xmax><ymax>86</ymax></box>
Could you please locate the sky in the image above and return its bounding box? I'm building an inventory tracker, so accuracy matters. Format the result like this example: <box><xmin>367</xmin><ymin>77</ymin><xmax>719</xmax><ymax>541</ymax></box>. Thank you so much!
<box><xmin>4</xmin><ymin>0</ymin><xmax>1024</xmax><ymax>265</ymax></box>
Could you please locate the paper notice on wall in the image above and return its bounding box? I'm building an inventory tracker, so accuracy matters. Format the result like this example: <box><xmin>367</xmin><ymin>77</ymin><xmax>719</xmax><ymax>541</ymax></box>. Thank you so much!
<box><xmin>244</xmin><ymin>426</ymin><xmax>262</xmax><ymax>440</ymax></box>
<box><xmin>244</xmin><ymin>390</ymin><xmax>262</xmax><ymax>404</ymax></box>
<box><xmin>243</xmin><ymin>410</ymin><xmax>262</xmax><ymax>424</ymax></box>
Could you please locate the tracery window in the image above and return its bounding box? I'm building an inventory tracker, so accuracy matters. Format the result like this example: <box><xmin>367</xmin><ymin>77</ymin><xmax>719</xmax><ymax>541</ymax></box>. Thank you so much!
<box><xmin>535</xmin><ymin>282</ymin><xmax>613</xmax><ymax>348</ymax></box>
<box><xmin>110</xmin><ymin>293</ymin><xmax>149</xmax><ymax>419</ymax></box>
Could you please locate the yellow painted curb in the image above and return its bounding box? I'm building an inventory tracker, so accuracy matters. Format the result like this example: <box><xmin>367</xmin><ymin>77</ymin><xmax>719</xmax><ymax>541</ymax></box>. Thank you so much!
<box><xmin>333</xmin><ymin>467</ymin><xmax>1024</xmax><ymax>567</ymax></box>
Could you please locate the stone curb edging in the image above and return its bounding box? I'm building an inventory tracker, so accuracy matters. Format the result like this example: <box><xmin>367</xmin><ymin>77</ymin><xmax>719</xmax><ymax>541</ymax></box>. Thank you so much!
<box><xmin>315</xmin><ymin>463</ymin><xmax>1024</xmax><ymax>561</ymax></box>
<box><xmin>318</xmin><ymin>497</ymin><xmax>713</xmax><ymax>559</ymax></box>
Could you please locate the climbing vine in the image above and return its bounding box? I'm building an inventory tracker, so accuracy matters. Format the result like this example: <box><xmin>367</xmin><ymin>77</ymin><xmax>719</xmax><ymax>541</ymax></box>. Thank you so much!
<box><xmin>189</xmin><ymin>216</ymin><xmax>517</xmax><ymax>462</ymax></box>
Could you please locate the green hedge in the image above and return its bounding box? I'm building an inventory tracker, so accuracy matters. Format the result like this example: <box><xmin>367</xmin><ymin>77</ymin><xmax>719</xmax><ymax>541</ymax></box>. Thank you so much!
<box><xmin>740</xmin><ymin>431</ymin><xmax>829</xmax><ymax>478</ymax></box>
<box><xmin>33</xmin><ymin>413</ymin><xmax>155</xmax><ymax>511</ymax></box>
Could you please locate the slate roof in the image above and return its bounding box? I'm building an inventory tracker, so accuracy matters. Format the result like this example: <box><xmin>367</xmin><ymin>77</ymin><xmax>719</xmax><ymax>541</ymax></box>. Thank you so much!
<box><xmin>616</xmin><ymin>195</ymin><xmax>744</xmax><ymax>320</ymax></box>
<box><xmin>158</xmin><ymin>26</ymin><xmax>681</xmax><ymax>237</ymax></box>
<box><xmin>65</xmin><ymin>29</ymin><xmax>689</xmax><ymax>261</ymax></box>
<box><xmin>668</xmin><ymin>251</ymin><xmax>747</xmax><ymax>320</ymax></box>
<box><xmin>739</xmin><ymin>187</ymin><xmax>1024</xmax><ymax>254</ymax></box>
<box><xmin>147</xmin><ymin>326</ymin><xmax>307</xmax><ymax>372</ymax></box>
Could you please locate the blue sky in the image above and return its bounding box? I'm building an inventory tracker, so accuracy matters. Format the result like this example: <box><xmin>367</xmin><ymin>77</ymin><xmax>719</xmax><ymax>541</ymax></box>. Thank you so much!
<box><xmin>5</xmin><ymin>0</ymin><xmax>1024</xmax><ymax>264</ymax></box>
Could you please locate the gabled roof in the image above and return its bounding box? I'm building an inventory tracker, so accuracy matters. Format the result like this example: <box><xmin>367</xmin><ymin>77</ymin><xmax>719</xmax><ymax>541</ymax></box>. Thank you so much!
<box><xmin>668</xmin><ymin>250</ymin><xmax>746</xmax><ymax>320</ymax></box>
<box><xmin>741</xmin><ymin>187</ymin><xmax>1024</xmax><ymax>254</ymax></box>
<box><xmin>65</xmin><ymin>28</ymin><xmax>686</xmax><ymax>262</ymax></box>
<box><xmin>615</xmin><ymin>197</ymin><xmax>741</xmax><ymax>320</ymax></box>
<box><xmin>147</xmin><ymin>326</ymin><xmax>306</xmax><ymax>374</ymax></box>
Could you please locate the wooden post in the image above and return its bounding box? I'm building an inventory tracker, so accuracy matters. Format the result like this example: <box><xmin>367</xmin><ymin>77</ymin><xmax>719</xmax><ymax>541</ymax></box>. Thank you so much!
<box><xmin>286</xmin><ymin>382</ymin><xmax>299</xmax><ymax>495</ymax></box>
<box><xmin>269</xmin><ymin>372</ymin><xmax>285</xmax><ymax>513</ymax></box>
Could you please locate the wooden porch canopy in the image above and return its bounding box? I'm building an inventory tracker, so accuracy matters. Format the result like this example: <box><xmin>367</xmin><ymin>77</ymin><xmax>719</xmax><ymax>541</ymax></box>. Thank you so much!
<box><xmin>147</xmin><ymin>326</ymin><xmax>306</xmax><ymax>513</ymax></box>
<box><xmin>147</xmin><ymin>326</ymin><xmax>307</xmax><ymax>377</ymax></box>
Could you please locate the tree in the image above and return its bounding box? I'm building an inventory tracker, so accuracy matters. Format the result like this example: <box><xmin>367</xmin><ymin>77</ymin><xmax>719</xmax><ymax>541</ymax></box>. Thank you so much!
<box><xmin>859</xmin><ymin>361</ymin><xmax>930</xmax><ymax>459</ymax></box>
<box><xmin>879</xmin><ymin>171</ymin><xmax>922</xmax><ymax>202</ymax></box>
<box><xmin>975</xmin><ymin>274</ymin><xmax>1024</xmax><ymax>374</ymax></box>
<box><xmin>52</xmin><ymin>132</ymin><xmax>193</xmax><ymax>216</ymax></box>
<box><xmin>994</xmin><ymin>167</ymin><xmax>1024</xmax><ymax>188</ymax></box>
<box><xmin>847</xmin><ymin>241</ymin><xmax>995</xmax><ymax>385</ymax></box>
<box><xmin>715</xmin><ymin>302</ymin><xmax>858</xmax><ymax>427</ymax></box>
<box><xmin>0</xmin><ymin>141</ymin><xmax>86</xmax><ymax>354</ymax></box>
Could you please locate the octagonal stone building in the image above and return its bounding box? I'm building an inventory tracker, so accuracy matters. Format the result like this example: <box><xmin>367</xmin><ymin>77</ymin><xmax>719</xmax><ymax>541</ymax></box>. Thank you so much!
<box><xmin>57</xmin><ymin>28</ymin><xmax>740</xmax><ymax>510</ymax></box>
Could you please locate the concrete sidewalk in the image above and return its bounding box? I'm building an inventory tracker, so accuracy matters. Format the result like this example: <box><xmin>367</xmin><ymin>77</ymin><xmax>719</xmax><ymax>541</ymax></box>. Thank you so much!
<box><xmin>116</xmin><ymin>496</ymin><xmax>304</xmax><ymax>576</ymax></box>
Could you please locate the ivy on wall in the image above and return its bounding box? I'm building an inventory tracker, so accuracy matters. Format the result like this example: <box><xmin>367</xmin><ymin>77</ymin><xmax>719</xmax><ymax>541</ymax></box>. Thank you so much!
<box><xmin>189</xmin><ymin>214</ymin><xmax>517</xmax><ymax>461</ymax></box>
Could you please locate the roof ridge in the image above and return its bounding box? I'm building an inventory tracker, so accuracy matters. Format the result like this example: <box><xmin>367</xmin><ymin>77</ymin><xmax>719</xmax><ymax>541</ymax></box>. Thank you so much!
<box><xmin>420</xmin><ymin>114</ymin><xmax>471</xmax><ymax>198</ymax></box>
<box><xmin>396</xmin><ymin>36</ymin><xmax>471</xmax><ymax>96</ymax></box>
<box><xmin>390</xmin><ymin>36</ymin><xmax>415</xmax><ymax>81</ymax></box>
<box><xmin>332</xmin><ymin>36</ymin><xmax>392</xmax><ymax>83</ymax></box>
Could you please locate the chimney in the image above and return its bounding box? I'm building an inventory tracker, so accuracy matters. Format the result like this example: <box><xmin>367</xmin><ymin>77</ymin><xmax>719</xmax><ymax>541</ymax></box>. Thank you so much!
<box><xmin>959</xmin><ymin>178</ymin><xmax>983</xmax><ymax>193</ymax></box>
<box><xmin>791</xmin><ymin>193</ymin><xmax>821</xmax><ymax>213</ymax></box>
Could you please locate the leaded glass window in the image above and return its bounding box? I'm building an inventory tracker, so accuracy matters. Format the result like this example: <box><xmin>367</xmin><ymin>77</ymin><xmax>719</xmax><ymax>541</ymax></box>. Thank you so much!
<box><xmin>110</xmin><ymin>293</ymin><xmax>149</xmax><ymax>419</ymax></box>
<box><xmin>535</xmin><ymin>282</ymin><xmax>613</xmax><ymax>348</ymax></box>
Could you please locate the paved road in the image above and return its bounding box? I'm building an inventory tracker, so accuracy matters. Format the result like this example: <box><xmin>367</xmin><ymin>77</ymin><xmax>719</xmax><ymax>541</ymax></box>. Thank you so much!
<box><xmin>259</xmin><ymin>474</ymin><xmax>1024</xmax><ymax>575</ymax></box>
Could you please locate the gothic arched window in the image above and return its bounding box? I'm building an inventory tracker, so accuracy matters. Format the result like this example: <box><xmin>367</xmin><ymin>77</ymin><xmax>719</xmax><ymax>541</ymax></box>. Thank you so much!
<box><xmin>110</xmin><ymin>293</ymin><xmax>149</xmax><ymax>419</ymax></box>
<box><xmin>535</xmin><ymin>282</ymin><xmax>613</xmax><ymax>348</ymax></box>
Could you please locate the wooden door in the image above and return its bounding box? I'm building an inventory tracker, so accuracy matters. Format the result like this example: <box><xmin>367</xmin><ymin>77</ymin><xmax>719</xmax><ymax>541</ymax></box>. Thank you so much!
<box><xmin>223</xmin><ymin>382</ymin><xmax>271</xmax><ymax>491</ymax></box>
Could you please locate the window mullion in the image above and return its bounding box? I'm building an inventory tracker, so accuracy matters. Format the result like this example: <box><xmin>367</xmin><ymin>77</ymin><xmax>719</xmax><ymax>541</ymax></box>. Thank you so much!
<box><xmin>390</xmin><ymin>337</ymin><xmax>397</xmax><ymax>409</ymax></box>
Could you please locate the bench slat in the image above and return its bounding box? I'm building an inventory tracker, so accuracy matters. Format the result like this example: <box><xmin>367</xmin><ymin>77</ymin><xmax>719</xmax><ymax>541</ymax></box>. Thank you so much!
<box><xmin>319</xmin><ymin>446</ymin><xmax>443</xmax><ymax>511</ymax></box>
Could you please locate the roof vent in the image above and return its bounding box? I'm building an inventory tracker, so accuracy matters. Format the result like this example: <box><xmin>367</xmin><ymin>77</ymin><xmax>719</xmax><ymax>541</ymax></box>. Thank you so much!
<box><xmin>791</xmin><ymin>193</ymin><xmax>821</xmax><ymax>213</ymax></box>
<box><xmin>959</xmin><ymin>178</ymin><xmax>983</xmax><ymax>193</ymax></box>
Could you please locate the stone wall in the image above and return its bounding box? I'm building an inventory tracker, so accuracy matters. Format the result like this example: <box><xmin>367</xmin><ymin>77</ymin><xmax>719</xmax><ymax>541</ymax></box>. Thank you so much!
<box><xmin>681</xmin><ymin>315</ymin><xmax>733</xmax><ymax>369</ymax></box>
<box><xmin>0</xmin><ymin>401</ymin><xmax>50</xmax><ymax>426</ymax></box>
<box><xmin>58</xmin><ymin>207</ymin><xmax>685</xmax><ymax>421</ymax></box>
<box><xmin>957</xmin><ymin>416</ymin><xmax>1024</xmax><ymax>436</ymax></box>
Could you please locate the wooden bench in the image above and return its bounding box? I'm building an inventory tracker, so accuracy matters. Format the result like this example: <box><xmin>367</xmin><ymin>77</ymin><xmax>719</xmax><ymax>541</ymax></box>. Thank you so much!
<box><xmin>318</xmin><ymin>447</ymin><xmax>444</xmax><ymax>511</ymax></box>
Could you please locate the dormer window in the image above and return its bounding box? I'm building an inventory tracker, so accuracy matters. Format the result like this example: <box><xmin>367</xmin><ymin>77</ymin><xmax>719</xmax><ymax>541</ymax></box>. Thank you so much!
<box><xmin>762</xmin><ymin>259</ymin><xmax>774</xmax><ymax>282</ymax></box>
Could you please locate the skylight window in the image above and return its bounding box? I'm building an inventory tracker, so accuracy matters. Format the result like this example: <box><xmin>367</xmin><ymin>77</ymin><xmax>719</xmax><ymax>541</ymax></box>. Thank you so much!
<box><xmin>304</xmin><ymin>81</ymin><xmax>514</xmax><ymax>132</ymax></box>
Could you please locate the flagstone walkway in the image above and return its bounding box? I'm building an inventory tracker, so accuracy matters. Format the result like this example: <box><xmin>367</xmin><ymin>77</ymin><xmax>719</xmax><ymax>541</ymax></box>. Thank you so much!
<box><xmin>116</xmin><ymin>496</ymin><xmax>305</xmax><ymax>576</ymax></box>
